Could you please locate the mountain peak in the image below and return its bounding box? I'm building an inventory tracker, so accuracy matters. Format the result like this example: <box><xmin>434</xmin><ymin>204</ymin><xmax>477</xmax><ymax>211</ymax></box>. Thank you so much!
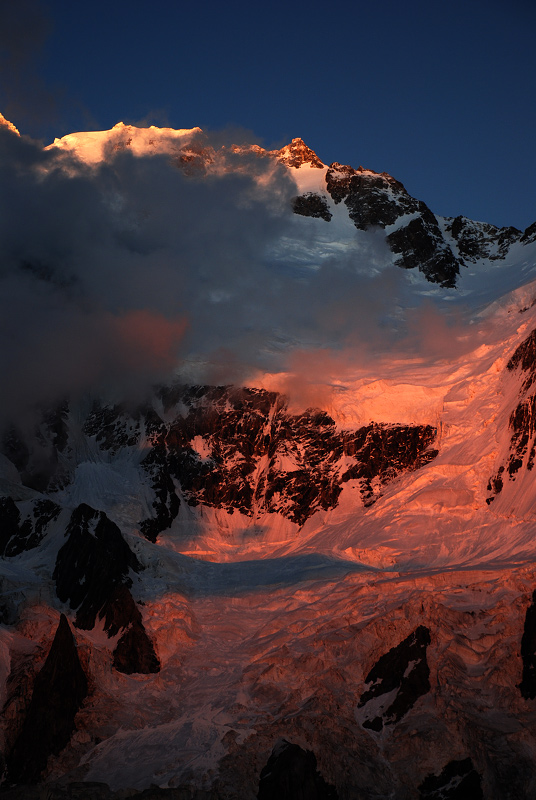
<box><xmin>276</xmin><ymin>137</ymin><xmax>324</xmax><ymax>169</ymax></box>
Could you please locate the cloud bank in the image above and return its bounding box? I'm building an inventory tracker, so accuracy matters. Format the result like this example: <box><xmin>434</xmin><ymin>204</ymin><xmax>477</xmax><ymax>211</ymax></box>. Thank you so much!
<box><xmin>0</xmin><ymin>123</ymin><xmax>482</xmax><ymax>429</ymax></box>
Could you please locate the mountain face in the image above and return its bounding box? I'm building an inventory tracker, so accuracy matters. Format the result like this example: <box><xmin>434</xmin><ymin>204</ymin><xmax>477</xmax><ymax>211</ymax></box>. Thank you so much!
<box><xmin>2</xmin><ymin>118</ymin><xmax>536</xmax><ymax>798</ymax></box>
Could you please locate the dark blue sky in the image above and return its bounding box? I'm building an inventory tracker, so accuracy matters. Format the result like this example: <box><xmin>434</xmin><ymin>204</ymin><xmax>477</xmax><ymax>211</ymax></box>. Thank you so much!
<box><xmin>2</xmin><ymin>0</ymin><xmax>535</xmax><ymax>229</ymax></box>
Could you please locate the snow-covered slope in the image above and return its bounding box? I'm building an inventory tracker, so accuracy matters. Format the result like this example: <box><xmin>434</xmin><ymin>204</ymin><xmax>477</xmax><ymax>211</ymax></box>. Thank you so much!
<box><xmin>2</xmin><ymin>119</ymin><xmax>536</xmax><ymax>799</ymax></box>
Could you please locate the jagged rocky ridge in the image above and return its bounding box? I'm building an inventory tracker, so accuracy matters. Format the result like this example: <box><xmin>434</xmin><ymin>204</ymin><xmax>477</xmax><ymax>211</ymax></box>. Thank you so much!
<box><xmin>1</xmin><ymin>386</ymin><xmax>439</xmax><ymax>541</ymax></box>
<box><xmin>42</xmin><ymin>123</ymin><xmax>536</xmax><ymax>290</ymax></box>
<box><xmin>262</xmin><ymin>137</ymin><xmax>535</xmax><ymax>289</ymax></box>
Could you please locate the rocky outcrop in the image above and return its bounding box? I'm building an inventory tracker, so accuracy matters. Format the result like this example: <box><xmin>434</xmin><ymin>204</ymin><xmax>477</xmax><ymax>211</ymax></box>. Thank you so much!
<box><xmin>276</xmin><ymin>138</ymin><xmax>324</xmax><ymax>169</ymax></box>
<box><xmin>519</xmin><ymin>589</ymin><xmax>536</xmax><ymax>699</ymax></box>
<box><xmin>257</xmin><ymin>739</ymin><xmax>338</xmax><ymax>800</ymax></box>
<box><xmin>357</xmin><ymin>625</ymin><xmax>431</xmax><ymax>730</ymax></box>
<box><xmin>1</xmin><ymin>388</ymin><xmax>438</xmax><ymax>544</ymax></box>
<box><xmin>0</xmin><ymin>497</ymin><xmax>60</xmax><ymax>557</ymax></box>
<box><xmin>521</xmin><ymin>220</ymin><xmax>536</xmax><ymax>245</ymax></box>
<box><xmin>140</xmin><ymin>442</ymin><xmax>181</xmax><ymax>543</ymax></box>
<box><xmin>387</xmin><ymin>209</ymin><xmax>460</xmax><ymax>288</ymax></box>
<box><xmin>292</xmin><ymin>193</ymin><xmax>332</xmax><ymax>221</ymax></box>
<box><xmin>419</xmin><ymin>758</ymin><xmax>483</xmax><ymax>799</ymax></box>
<box><xmin>52</xmin><ymin>505</ymin><xmax>160</xmax><ymax>674</ymax></box>
<box><xmin>83</xmin><ymin>402</ymin><xmax>163</xmax><ymax>456</ymax></box>
<box><xmin>112</xmin><ymin>616</ymin><xmax>160</xmax><ymax>675</ymax></box>
<box><xmin>326</xmin><ymin>162</ymin><xmax>420</xmax><ymax>228</ymax></box>
<box><xmin>325</xmin><ymin>163</ymin><xmax>459</xmax><ymax>287</ymax></box>
<box><xmin>488</xmin><ymin>328</ymin><xmax>536</xmax><ymax>501</ymax></box>
<box><xmin>100</xmin><ymin>584</ymin><xmax>160</xmax><ymax>674</ymax></box>
<box><xmin>53</xmin><ymin>503</ymin><xmax>140</xmax><ymax>630</ymax></box>
<box><xmin>140</xmin><ymin>386</ymin><xmax>438</xmax><ymax>535</ymax></box>
<box><xmin>6</xmin><ymin>614</ymin><xmax>88</xmax><ymax>784</ymax></box>
<box><xmin>444</xmin><ymin>215</ymin><xmax>521</xmax><ymax>263</ymax></box>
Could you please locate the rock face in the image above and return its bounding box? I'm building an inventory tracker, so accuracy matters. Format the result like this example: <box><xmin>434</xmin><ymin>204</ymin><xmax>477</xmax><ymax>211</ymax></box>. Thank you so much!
<box><xmin>276</xmin><ymin>138</ymin><xmax>325</xmax><ymax>169</ymax></box>
<box><xmin>325</xmin><ymin>163</ymin><xmax>460</xmax><ymax>287</ymax></box>
<box><xmin>112</xmin><ymin>617</ymin><xmax>160</xmax><ymax>675</ymax></box>
<box><xmin>292</xmin><ymin>192</ymin><xmax>332</xmax><ymax>221</ymax></box>
<box><xmin>444</xmin><ymin>215</ymin><xmax>521</xmax><ymax>263</ymax></box>
<box><xmin>487</xmin><ymin>328</ymin><xmax>536</xmax><ymax>502</ymax></box>
<box><xmin>141</xmin><ymin>386</ymin><xmax>438</xmax><ymax>535</ymax></box>
<box><xmin>102</xmin><ymin>585</ymin><xmax>160</xmax><ymax>674</ymax></box>
<box><xmin>140</xmin><ymin>441</ymin><xmax>181</xmax><ymax>543</ymax></box>
<box><xmin>6</xmin><ymin>614</ymin><xmax>88</xmax><ymax>784</ymax></box>
<box><xmin>419</xmin><ymin>758</ymin><xmax>484</xmax><ymax>799</ymax></box>
<box><xmin>0</xmin><ymin>497</ymin><xmax>60</xmax><ymax>557</ymax></box>
<box><xmin>325</xmin><ymin>163</ymin><xmax>420</xmax><ymax>227</ymax></box>
<box><xmin>52</xmin><ymin>504</ymin><xmax>159</xmax><ymax>674</ymax></box>
<box><xmin>387</xmin><ymin>209</ymin><xmax>460</xmax><ymax>287</ymax></box>
<box><xmin>0</xmin><ymin>387</ymin><xmax>438</xmax><ymax>545</ymax></box>
<box><xmin>53</xmin><ymin>503</ymin><xmax>140</xmax><ymax>630</ymax></box>
<box><xmin>357</xmin><ymin>625</ymin><xmax>431</xmax><ymax>730</ymax></box>
<box><xmin>257</xmin><ymin>739</ymin><xmax>338</xmax><ymax>800</ymax></box>
<box><xmin>519</xmin><ymin>589</ymin><xmax>536</xmax><ymax>699</ymax></box>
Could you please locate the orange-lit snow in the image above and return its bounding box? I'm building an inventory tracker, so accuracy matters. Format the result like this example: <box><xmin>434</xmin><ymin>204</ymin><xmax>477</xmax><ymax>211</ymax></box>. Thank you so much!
<box><xmin>47</xmin><ymin>122</ymin><xmax>202</xmax><ymax>164</ymax></box>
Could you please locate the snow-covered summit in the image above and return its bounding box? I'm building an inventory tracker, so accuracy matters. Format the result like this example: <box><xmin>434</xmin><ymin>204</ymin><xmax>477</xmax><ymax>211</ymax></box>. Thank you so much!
<box><xmin>47</xmin><ymin>121</ymin><xmax>202</xmax><ymax>164</ymax></box>
<box><xmin>0</xmin><ymin>112</ymin><xmax>20</xmax><ymax>136</ymax></box>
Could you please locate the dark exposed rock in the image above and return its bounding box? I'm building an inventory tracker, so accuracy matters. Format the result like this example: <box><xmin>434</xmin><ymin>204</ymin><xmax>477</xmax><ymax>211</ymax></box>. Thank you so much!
<box><xmin>140</xmin><ymin>442</ymin><xmax>181</xmax><ymax>542</ymax></box>
<box><xmin>83</xmin><ymin>402</ymin><xmax>164</xmax><ymax>456</ymax></box>
<box><xmin>141</xmin><ymin>386</ymin><xmax>437</xmax><ymax>534</ymax></box>
<box><xmin>53</xmin><ymin>503</ymin><xmax>140</xmax><ymax>630</ymax></box>
<box><xmin>292</xmin><ymin>192</ymin><xmax>332</xmax><ymax>221</ymax></box>
<box><xmin>358</xmin><ymin>625</ymin><xmax>431</xmax><ymax>730</ymax></box>
<box><xmin>387</xmin><ymin>210</ymin><xmax>460</xmax><ymax>287</ymax></box>
<box><xmin>99</xmin><ymin>584</ymin><xmax>161</xmax><ymax>674</ymax></box>
<box><xmin>0</xmin><ymin>497</ymin><xmax>60</xmax><ymax>557</ymax></box>
<box><xmin>6</xmin><ymin>614</ymin><xmax>88</xmax><ymax>784</ymax></box>
<box><xmin>325</xmin><ymin>163</ymin><xmax>459</xmax><ymax>286</ymax></box>
<box><xmin>98</xmin><ymin>582</ymin><xmax>141</xmax><ymax>637</ymax></box>
<box><xmin>506</xmin><ymin>327</ymin><xmax>536</xmax><ymax>392</ymax></box>
<box><xmin>445</xmin><ymin>215</ymin><xmax>521</xmax><ymax>263</ymax></box>
<box><xmin>0</xmin><ymin>497</ymin><xmax>24</xmax><ymax>556</ymax></box>
<box><xmin>326</xmin><ymin>162</ymin><xmax>419</xmax><ymax>228</ymax></box>
<box><xmin>276</xmin><ymin>138</ymin><xmax>324</xmax><ymax>169</ymax></box>
<box><xmin>519</xmin><ymin>589</ymin><xmax>536</xmax><ymax>699</ymax></box>
<box><xmin>112</xmin><ymin>618</ymin><xmax>160</xmax><ymax>675</ymax></box>
<box><xmin>52</xmin><ymin>506</ymin><xmax>159</xmax><ymax>673</ymax></box>
<box><xmin>488</xmin><ymin>328</ymin><xmax>536</xmax><ymax>500</ymax></box>
<box><xmin>1</xmin><ymin>426</ymin><xmax>30</xmax><ymax>473</ymax></box>
<box><xmin>341</xmin><ymin>423</ymin><xmax>438</xmax><ymax>507</ymax></box>
<box><xmin>521</xmin><ymin>220</ymin><xmax>536</xmax><ymax>244</ymax></box>
<box><xmin>257</xmin><ymin>739</ymin><xmax>338</xmax><ymax>800</ymax></box>
<box><xmin>419</xmin><ymin>757</ymin><xmax>483</xmax><ymax>799</ymax></box>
